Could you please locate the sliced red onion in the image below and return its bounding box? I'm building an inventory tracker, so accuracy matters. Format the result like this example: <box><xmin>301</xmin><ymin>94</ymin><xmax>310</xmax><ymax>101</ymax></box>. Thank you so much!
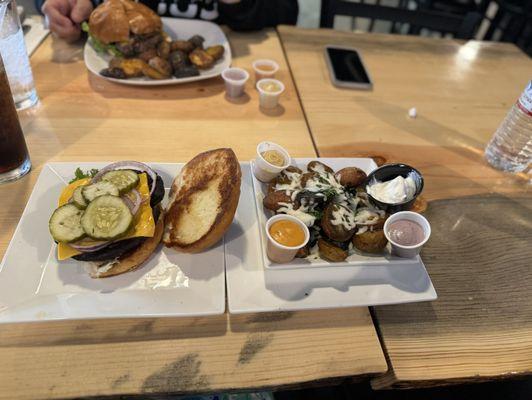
<box><xmin>91</xmin><ymin>161</ymin><xmax>158</xmax><ymax>196</ymax></box>
<box><xmin>70</xmin><ymin>240</ymin><xmax>110</xmax><ymax>253</ymax></box>
<box><xmin>122</xmin><ymin>189</ymin><xmax>142</xmax><ymax>215</ymax></box>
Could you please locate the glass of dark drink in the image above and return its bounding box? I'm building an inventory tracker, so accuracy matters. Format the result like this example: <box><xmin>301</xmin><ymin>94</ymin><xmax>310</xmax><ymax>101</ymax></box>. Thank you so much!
<box><xmin>0</xmin><ymin>53</ymin><xmax>31</xmax><ymax>184</ymax></box>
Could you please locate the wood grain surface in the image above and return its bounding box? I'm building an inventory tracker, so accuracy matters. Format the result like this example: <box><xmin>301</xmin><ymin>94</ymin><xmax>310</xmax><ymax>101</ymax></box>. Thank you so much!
<box><xmin>0</xmin><ymin>29</ymin><xmax>387</xmax><ymax>399</ymax></box>
<box><xmin>278</xmin><ymin>26</ymin><xmax>532</xmax><ymax>388</ymax></box>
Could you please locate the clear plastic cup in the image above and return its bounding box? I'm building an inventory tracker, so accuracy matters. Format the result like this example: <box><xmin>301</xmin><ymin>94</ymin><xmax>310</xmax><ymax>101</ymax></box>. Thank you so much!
<box><xmin>257</xmin><ymin>79</ymin><xmax>285</xmax><ymax>109</ymax></box>
<box><xmin>221</xmin><ymin>67</ymin><xmax>249</xmax><ymax>98</ymax></box>
<box><xmin>384</xmin><ymin>211</ymin><xmax>431</xmax><ymax>258</ymax></box>
<box><xmin>266</xmin><ymin>214</ymin><xmax>310</xmax><ymax>264</ymax></box>
<box><xmin>252</xmin><ymin>59</ymin><xmax>279</xmax><ymax>81</ymax></box>
<box><xmin>252</xmin><ymin>141</ymin><xmax>291</xmax><ymax>182</ymax></box>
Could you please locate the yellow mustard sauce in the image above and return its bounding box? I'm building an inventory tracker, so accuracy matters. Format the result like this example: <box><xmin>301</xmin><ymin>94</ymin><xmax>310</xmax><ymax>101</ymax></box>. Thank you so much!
<box><xmin>260</xmin><ymin>81</ymin><xmax>282</xmax><ymax>93</ymax></box>
<box><xmin>269</xmin><ymin>220</ymin><xmax>305</xmax><ymax>247</ymax></box>
<box><xmin>261</xmin><ymin>150</ymin><xmax>285</xmax><ymax>167</ymax></box>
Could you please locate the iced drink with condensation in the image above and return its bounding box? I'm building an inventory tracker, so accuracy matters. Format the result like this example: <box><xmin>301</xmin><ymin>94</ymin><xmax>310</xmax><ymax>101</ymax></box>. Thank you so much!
<box><xmin>0</xmin><ymin>0</ymin><xmax>38</xmax><ymax>110</ymax></box>
<box><xmin>0</xmin><ymin>52</ymin><xmax>31</xmax><ymax>183</ymax></box>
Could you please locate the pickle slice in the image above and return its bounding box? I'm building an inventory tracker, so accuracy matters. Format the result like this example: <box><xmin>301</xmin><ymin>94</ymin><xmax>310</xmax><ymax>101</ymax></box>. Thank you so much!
<box><xmin>49</xmin><ymin>204</ymin><xmax>85</xmax><ymax>243</ymax></box>
<box><xmin>71</xmin><ymin>186</ymin><xmax>88</xmax><ymax>209</ymax></box>
<box><xmin>81</xmin><ymin>195</ymin><xmax>133</xmax><ymax>240</ymax></box>
<box><xmin>101</xmin><ymin>170</ymin><xmax>139</xmax><ymax>194</ymax></box>
<box><xmin>82</xmin><ymin>181</ymin><xmax>119</xmax><ymax>203</ymax></box>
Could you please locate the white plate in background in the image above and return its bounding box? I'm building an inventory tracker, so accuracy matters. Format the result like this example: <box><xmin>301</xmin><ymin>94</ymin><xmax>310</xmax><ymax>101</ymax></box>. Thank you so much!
<box><xmin>225</xmin><ymin>161</ymin><xmax>437</xmax><ymax>314</ymax></box>
<box><xmin>0</xmin><ymin>162</ymin><xmax>226</xmax><ymax>323</ymax></box>
<box><xmin>83</xmin><ymin>18</ymin><xmax>231</xmax><ymax>86</ymax></box>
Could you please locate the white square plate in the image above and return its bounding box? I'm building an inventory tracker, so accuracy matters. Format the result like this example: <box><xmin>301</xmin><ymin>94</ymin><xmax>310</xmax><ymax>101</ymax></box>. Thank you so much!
<box><xmin>225</xmin><ymin>160</ymin><xmax>437</xmax><ymax>314</ymax></box>
<box><xmin>0</xmin><ymin>162</ymin><xmax>226</xmax><ymax>323</ymax></box>
<box><xmin>84</xmin><ymin>18</ymin><xmax>231</xmax><ymax>86</ymax></box>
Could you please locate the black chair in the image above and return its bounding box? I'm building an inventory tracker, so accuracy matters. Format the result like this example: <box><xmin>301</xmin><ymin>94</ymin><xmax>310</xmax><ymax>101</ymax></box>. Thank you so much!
<box><xmin>320</xmin><ymin>0</ymin><xmax>483</xmax><ymax>39</ymax></box>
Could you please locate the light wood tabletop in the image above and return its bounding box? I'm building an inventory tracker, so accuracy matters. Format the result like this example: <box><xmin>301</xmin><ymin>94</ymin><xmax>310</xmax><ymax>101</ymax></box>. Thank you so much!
<box><xmin>0</xmin><ymin>29</ymin><xmax>387</xmax><ymax>399</ymax></box>
<box><xmin>278</xmin><ymin>26</ymin><xmax>531</xmax><ymax>389</ymax></box>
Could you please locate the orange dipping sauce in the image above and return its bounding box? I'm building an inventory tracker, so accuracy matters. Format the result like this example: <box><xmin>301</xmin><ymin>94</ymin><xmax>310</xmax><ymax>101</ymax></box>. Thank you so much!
<box><xmin>269</xmin><ymin>219</ymin><xmax>305</xmax><ymax>247</ymax></box>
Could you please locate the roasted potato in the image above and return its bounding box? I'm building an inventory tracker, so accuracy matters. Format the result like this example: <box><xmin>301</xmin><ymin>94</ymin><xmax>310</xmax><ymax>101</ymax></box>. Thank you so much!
<box><xmin>109</xmin><ymin>57</ymin><xmax>123</xmax><ymax>69</ymax></box>
<box><xmin>100</xmin><ymin>67</ymin><xmax>126</xmax><ymax>79</ymax></box>
<box><xmin>334</xmin><ymin>167</ymin><xmax>367</xmax><ymax>188</ymax></box>
<box><xmin>296</xmin><ymin>245</ymin><xmax>310</xmax><ymax>258</ymax></box>
<box><xmin>321</xmin><ymin>202</ymin><xmax>356</xmax><ymax>242</ymax></box>
<box><xmin>170</xmin><ymin>40</ymin><xmax>195</xmax><ymax>53</ymax></box>
<box><xmin>274</xmin><ymin>166</ymin><xmax>303</xmax><ymax>186</ymax></box>
<box><xmin>133</xmin><ymin>33</ymin><xmax>162</xmax><ymax>53</ymax></box>
<box><xmin>157</xmin><ymin>40</ymin><xmax>171</xmax><ymax>59</ymax></box>
<box><xmin>285</xmin><ymin>166</ymin><xmax>303</xmax><ymax>174</ymax></box>
<box><xmin>117</xmin><ymin>58</ymin><xmax>146</xmax><ymax>78</ymax></box>
<box><xmin>318</xmin><ymin>238</ymin><xmax>348</xmax><ymax>262</ymax></box>
<box><xmin>115</xmin><ymin>41</ymin><xmax>135</xmax><ymax>57</ymax></box>
<box><xmin>141</xmin><ymin>63</ymin><xmax>168</xmax><ymax>80</ymax></box>
<box><xmin>307</xmin><ymin>161</ymin><xmax>334</xmax><ymax>174</ymax></box>
<box><xmin>188</xmin><ymin>34</ymin><xmax>205</xmax><ymax>49</ymax></box>
<box><xmin>148</xmin><ymin>57</ymin><xmax>172</xmax><ymax>78</ymax></box>
<box><xmin>173</xmin><ymin>65</ymin><xmax>200</xmax><ymax>78</ymax></box>
<box><xmin>169</xmin><ymin>50</ymin><xmax>188</xmax><ymax>70</ymax></box>
<box><xmin>205</xmin><ymin>45</ymin><xmax>224</xmax><ymax>61</ymax></box>
<box><xmin>189</xmin><ymin>49</ymin><xmax>214</xmax><ymax>69</ymax></box>
<box><xmin>301</xmin><ymin>172</ymin><xmax>318</xmax><ymax>188</ymax></box>
<box><xmin>352</xmin><ymin>229</ymin><xmax>388</xmax><ymax>253</ymax></box>
<box><xmin>263</xmin><ymin>190</ymin><xmax>298</xmax><ymax>212</ymax></box>
<box><xmin>137</xmin><ymin>48</ymin><xmax>157</xmax><ymax>62</ymax></box>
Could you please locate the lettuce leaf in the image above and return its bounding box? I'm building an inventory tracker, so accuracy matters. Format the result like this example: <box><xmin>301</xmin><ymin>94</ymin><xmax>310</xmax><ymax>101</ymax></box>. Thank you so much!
<box><xmin>82</xmin><ymin>21</ymin><xmax>123</xmax><ymax>57</ymax></box>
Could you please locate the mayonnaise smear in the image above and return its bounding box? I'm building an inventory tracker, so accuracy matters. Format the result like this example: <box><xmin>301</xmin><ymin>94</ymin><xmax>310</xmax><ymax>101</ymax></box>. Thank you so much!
<box><xmin>367</xmin><ymin>174</ymin><xmax>417</xmax><ymax>204</ymax></box>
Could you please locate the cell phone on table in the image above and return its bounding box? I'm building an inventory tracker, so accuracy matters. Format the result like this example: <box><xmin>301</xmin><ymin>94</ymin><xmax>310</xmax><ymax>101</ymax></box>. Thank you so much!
<box><xmin>324</xmin><ymin>46</ymin><xmax>373</xmax><ymax>90</ymax></box>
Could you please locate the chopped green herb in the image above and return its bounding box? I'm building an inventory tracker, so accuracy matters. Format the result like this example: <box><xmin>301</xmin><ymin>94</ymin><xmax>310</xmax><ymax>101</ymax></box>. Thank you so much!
<box><xmin>69</xmin><ymin>168</ymin><xmax>99</xmax><ymax>183</ymax></box>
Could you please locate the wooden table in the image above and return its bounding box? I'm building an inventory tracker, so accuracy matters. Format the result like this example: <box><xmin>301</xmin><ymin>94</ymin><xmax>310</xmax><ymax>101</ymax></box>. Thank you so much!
<box><xmin>0</xmin><ymin>30</ymin><xmax>387</xmax><ymax>399</ymax></box>
<box><xmin>279</xmin><ymin>26</ymin><xmax>532</xmax><ymax>389</ymax></box>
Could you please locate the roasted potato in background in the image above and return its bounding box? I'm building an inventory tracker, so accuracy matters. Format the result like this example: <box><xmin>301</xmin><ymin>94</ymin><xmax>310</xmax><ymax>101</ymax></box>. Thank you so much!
<box><xmin>173</xmin><ymin>66</ymin><xmax>200</xmax><ymax>78</ymax></box>
<box><xmin>171</xmin><ymin>40</ymin><xmax>195</xmax><ymax>53</ymax></box>
<box><xmin>100</xmin><ymin>67</ymin><xmax>126</xmax><ymax>79</ymax></box>
<box><xmin>334</xmin><ymin>167</ymin><xmax>367</xmax><ymax>188</ymax></box>
<box><xmin>263</xmin><ymin>190</ymin><xmax>299</xmax><ymax>212</ymax></box>
<box><xmin>138</xmin><ymin>48</ymin><xmax>157</xmax><ymax>62</ymax></box>
<box><xmin>109</xmin><ymin>57</ymin><xmax>123</xmax><ymax>69</ymax></box>
<box><xmin>189</xmin><ymin>49</ymin><xmax>215</xmax><ymax>69</ymax></box>
<box><xmin>133</xmin><ymin>33</ymin><xmax>162</xmax><ymax>53</ymax></box>
<box><xmin>141</xmin><ymin>63</ymin><xmax>168</xmax><ymax>80</ymax></box>
<box><xmin>116</xmin><ymin>58</ymin><xmax>146</xmax><ymax>78</ymax></box>
<box><xmin>318</xmin><ymin>238</ymin><xmax>348</xmax><ymax>262</ymax></box>
<box><xmin>157</xmin><ymin>41</ymin><xmax>171</xmax><ymax>59</ymax></box>
<box><xmin>115</xmin><ymin>41</ymin><xmax>135</xmax><ymax>57</ymax></box>
<box><xmin>188</xmin><ymin>34</ymin><xmax>205</xmax><ymax>49</ymax></box>
<box><xmin>308</xmin><ymin>161</ymin><xmax>334</xmax><ymax>174</ymax></box>
<box><xmin>321</xmin><ymin>202</ymin><xmax>355</xmax><ymax>242</ymax></box>
<box><xmin>148</xmin><ymin>57</ymin><xmax>172</xmax><ymax>78</ymax></box>
<box><xmin>206</xmin><ymin>45</ymin><xmax>224</xmax><ymax>61</ymax></box>
<box><xmin>352</xmin><ymin>229</ymin><xmax>388</xmax><ymax>253</ymax></box>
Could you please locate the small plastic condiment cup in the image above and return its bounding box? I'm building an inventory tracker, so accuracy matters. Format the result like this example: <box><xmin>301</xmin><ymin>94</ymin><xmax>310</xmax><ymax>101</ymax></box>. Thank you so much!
<box><xmin>257</xmin><ymin>78</ymin><xmax>285</xmax><ymax>109</ymax></box>
<box><xmin>222</xmin><ymin>67</ymin><xmax>249</xmax><ymax>98</ymax></box>
<box><xmin>252</xmin><ymin>59</ymin><xmax>279</xmax><ymax>81</ymax></box>
<box><xmin>265</xmin><ymin>214</ymin><xmax>310</xmax><ymax>264</ymax></box>
<box><xmin>384</xmin><ymin>211</ymin><xmax>431</xmax><ymax>259</ymax></box>
<box><xmin>252</xmin><ymin>141</ymin><xmax>291</xmax><ymax>182</ymax></box>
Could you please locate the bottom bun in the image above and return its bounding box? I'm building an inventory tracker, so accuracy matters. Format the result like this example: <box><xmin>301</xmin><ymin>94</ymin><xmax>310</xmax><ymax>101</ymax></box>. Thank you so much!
<box><xmin>88</xmin><ymin>211</ymin><xmax>164</xmax><ymax>278</ymax></box>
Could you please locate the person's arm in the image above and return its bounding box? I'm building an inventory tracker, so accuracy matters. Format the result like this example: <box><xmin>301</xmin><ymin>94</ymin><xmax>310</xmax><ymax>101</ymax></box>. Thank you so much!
<box><xmin>217</xmin><ymin>0</ymin><xmax>298</xmax><ymax>31</ymax></box>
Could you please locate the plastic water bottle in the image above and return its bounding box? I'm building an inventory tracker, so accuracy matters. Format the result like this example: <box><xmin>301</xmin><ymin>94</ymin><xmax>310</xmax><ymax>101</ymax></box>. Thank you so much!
<box><xmin>485</xmin><ymin>81</ymin><xmax>532</xmax><ymax>173</ymax></box>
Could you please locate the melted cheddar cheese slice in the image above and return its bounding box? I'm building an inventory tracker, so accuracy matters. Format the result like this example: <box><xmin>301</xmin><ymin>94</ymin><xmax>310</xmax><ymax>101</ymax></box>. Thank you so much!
<box><xmin>57</xmin><ymin>173</ymin><xmax>155</xmax><ymax>260</ymax></box>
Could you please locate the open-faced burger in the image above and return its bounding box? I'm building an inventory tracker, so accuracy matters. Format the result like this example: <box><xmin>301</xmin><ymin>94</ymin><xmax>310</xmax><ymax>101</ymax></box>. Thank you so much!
<box><xmin>48</xmin><ymin>161</ymin><xmax>165</xmax><ymax>278</ymax></box>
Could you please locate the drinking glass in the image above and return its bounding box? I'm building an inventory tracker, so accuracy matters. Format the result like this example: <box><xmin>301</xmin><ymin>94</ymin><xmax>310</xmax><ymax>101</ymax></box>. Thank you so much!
<box><xmin>0</xmin><ymin>52</ymin><xmax>31</xmax><ymax>184</ymax></box>
<box><xmin>0</xmin><ymin>0</ymin><xmax>38</xmax><ymax>110</ymax></box>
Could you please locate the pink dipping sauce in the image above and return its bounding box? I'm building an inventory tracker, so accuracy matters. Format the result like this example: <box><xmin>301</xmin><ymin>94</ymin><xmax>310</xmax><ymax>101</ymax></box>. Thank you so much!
<box><xmin>387</xmin><ymin>219</ymin><xmax>425</xmax><ymax>246</ymax></box>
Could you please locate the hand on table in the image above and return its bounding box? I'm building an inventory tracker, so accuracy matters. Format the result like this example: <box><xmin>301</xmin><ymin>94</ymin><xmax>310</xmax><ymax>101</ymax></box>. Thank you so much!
<box><xmin>42</xmin><ymin>0</ymin><xmax>93</xmax><ymax>42</ymax></box>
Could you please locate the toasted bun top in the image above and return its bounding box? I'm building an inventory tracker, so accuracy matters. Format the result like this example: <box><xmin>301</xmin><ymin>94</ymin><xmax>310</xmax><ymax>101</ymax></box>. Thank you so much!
<box><xmin>88</xmin><ymin>0</ymin><xmax>162</xmax><ymax>44</ymax></box>
<box><xmin>163</xmin><ymin>148</ymin><xmax>241</xmax><ymax>253</ymax></box>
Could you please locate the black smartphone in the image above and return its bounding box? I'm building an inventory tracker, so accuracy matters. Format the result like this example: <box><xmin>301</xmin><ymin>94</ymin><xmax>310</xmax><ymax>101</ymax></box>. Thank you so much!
<box><xmin>324</xmin><ymin>46</ymin><xmax>373</xmax><ymax>90</ymax></box>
